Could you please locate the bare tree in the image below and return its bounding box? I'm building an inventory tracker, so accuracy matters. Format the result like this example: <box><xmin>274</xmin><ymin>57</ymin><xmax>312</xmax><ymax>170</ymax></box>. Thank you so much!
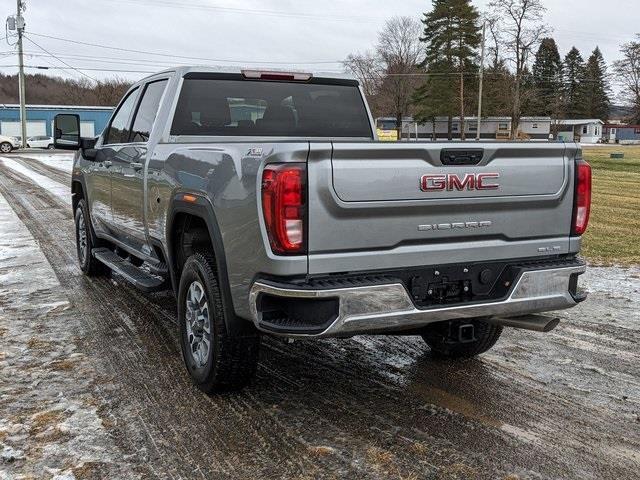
<box><xmin>343</xmin><ymin>52</ymin><xmax>384</xmax><ymax>115</ymax></box>
<box><xmin>376</xmin><ymin>16</ymin><xmax>424</xmax><ymax>135</ymax></box>
<box><xmin>486</xmin><ymin>16</ymin><xmax>503</xmax><ymax>69</ymax></box>
<box><xmin>0</xmin><ymin>73</ymin><xmax>132</xmax><ymax>106</ymax></box>
<box><xmin>614</xmin><ymin>36</ymin><xmax>640</xmax><ymax>123</ymax></box>
<box><xmin>344</xmin><ymin>52</ymin><xmax>382</xmax><ymax>99</ymax></box>
<box><xmin>489</xmin><ymin>0</ymin><xmax>549</xmax><ymax>139</ymax></box>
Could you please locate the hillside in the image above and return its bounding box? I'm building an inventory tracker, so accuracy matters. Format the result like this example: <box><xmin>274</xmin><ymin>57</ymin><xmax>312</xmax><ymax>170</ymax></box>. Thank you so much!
<box><xmin>0</xmin><ymin>73</ymin><xmax>131</xmax><ymax>106</ymax></box>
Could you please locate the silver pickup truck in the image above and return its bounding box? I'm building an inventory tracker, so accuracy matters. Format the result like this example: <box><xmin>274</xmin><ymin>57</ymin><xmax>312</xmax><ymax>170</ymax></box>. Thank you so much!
<box><xmin>54</xmin><ymin>67</ymin><xmax>591</xmax><ymax>393</ymax></box>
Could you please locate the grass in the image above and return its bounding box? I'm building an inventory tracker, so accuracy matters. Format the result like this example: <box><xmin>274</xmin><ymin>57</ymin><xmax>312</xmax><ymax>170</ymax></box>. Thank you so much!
<box><xmin>581</xmin><ymin>145</ymin><xmax>640</xmax><ymax>265</ymax></box>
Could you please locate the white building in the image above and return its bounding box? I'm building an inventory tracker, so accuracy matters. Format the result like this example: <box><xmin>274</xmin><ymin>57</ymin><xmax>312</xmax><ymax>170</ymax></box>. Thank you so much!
<box><xmin>555</xmin><ymin>119</ymin><xmax>604</xmax><ymax>144</ymax></box>
<box><xmin>398</xmin><ymin>116</ymin><xmax>552</xmax><ymax>141</ymax></box>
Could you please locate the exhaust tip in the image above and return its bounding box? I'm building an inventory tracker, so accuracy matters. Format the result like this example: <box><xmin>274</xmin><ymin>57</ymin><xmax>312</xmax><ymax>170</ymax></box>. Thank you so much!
<box><xmin>542</xmin><ymin>317</ymin><xmax>560</xmax><ymax>332</ymax></box>
<box><xmin>489</xmin><ymin>315</ymin><xmax>561</xmax><ymax>333</ymax></box>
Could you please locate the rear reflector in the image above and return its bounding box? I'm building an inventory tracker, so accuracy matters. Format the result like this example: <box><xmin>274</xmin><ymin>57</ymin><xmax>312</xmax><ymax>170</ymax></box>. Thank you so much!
<box><xmin>262</xmin><ymin>163</ymin><xmax>306</xmax><ymax>255</ymax></box>
<box><xmin>242</xmin><ymin>70</ymin><xmax>312</xmax><ymax>82</ymax></box>
<box><xmin>572</xmin><ymin>159</ymin><xmax>592</xmax><ymax>236</ymax></box>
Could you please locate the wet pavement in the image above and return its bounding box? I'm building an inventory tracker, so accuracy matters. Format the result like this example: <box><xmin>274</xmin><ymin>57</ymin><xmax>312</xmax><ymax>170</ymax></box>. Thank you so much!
<box><xmin>0</xmin><ymin>153</ymin><xmax>639</xmax><ymax>479</ymax></box>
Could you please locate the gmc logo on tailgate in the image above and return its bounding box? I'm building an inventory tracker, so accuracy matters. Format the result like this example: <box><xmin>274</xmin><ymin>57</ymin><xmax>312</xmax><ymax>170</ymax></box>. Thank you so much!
<box><xmin>420</xmin><ymin>173</ymin><xmax>500</xmax><ymax>192</ymax></box>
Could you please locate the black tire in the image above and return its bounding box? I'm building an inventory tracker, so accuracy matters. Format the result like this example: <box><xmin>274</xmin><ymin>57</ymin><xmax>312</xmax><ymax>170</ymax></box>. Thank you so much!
<box><xmin>0</xmin><ymin>142</ymin><xmax>12</xmax><ymax>153</ymax></box>
<box><xmin>74</xmin><ymin>199</ymin><xmax>109</xmax><ymax>276</ymax></box>
<box><xmin>421</xmin><ymin>318</ymin><xmax>502</xmax><ymax>359</ymax></box>
<box><xmin>47</xmin><ymin>144</ymin><xmax>55</xmax><ymax>150</ymax></box>
<box><xmin>178</xmin><ymin>251</ymin><xmax>260</xmax><ymax>393</ymax></box>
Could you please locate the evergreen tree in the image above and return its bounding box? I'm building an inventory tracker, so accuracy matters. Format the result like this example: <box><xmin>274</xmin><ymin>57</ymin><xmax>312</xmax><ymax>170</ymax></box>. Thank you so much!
<box><xmin>564</xmin><ymin>47</ymin><xmax>586</xmax><ymax>118</ymax></box>
<box><xmin>482</xmin><ymin>60</ymin><xmax>513</xmax><ymax>117</ymax></box>
<box><xmin>416</xmin><ymin>0</ymin><xmax>481</xmax><ymax>139</ymax></box>
<box><xmin>519</xmin><ymin>65</ymin><xmax>537</xmax><ymax>119</ymax></box>
<box><xmin>579</xmin><ymin>47</ymin><xmax>611</xmax><ymax>120</ymax></box>
<box><xmin>413</xmin><ymin>60</ymin><xmax>453</xmax><ymax>140</ymax></box>
<box><xmin>531</xmin><ymin>38</ymin><xmax>563</xmax><ymax>117</ymax></box>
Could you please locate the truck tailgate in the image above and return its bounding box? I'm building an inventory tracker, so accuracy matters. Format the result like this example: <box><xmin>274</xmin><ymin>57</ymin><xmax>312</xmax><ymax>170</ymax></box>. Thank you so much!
<box><xmin>307</xmin><ymin>142</ymin><xmax>578</xmax><ymax>275</ymax></box>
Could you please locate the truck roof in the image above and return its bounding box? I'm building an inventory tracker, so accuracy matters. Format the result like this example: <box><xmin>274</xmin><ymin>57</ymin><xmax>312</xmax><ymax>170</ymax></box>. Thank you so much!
<box><xmin>138</xmin><ymin>65</ymin><xmax>357</xmax><ymax>84</ymax></box>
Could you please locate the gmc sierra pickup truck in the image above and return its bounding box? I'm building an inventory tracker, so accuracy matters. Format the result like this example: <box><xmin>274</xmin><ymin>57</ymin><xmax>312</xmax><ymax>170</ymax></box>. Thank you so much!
<box><xmin>54</xmin><ymin>67</ymin><xmax>591</xmax><ymax>393</ymax></box>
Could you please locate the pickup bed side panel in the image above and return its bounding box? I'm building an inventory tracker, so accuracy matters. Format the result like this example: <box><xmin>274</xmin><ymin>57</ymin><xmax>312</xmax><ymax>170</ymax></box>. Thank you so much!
<box><xmin>308</xmin><ymin>142</ymin><xmax>579</xmax><ymax>275</ymax></box>
<box><xmin>148</xmin><ymin>142</ymin><xmax>309</xmax><ymax>320</ymax></box>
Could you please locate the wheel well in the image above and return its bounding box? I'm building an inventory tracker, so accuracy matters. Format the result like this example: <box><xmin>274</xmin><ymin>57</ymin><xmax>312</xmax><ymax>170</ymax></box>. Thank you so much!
<box><xmin>72</xmin><ymin>181</ymin><xmax>84</xmax><ymax>212</ymax></box>
<box><xmin>172</xmin><ymin>213</ymin><xmax>215</xmax><ymax>279</ymax></box>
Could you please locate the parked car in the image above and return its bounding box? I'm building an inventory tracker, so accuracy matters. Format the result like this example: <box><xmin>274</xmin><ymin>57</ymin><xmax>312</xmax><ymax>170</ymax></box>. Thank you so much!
<box><xmin>0</xmin><ymin>134</ymin><xmax>20</xmax><ymax>153</ymax></box>
<box><xmin>54</xmin><ymin>67</ymin><xmax>591</xmax><ymax>394</ymax></box>
<box><xmin>27</xmin><ymin>136</ymin><xmax>55</xmax><ymax>149</ymax></box>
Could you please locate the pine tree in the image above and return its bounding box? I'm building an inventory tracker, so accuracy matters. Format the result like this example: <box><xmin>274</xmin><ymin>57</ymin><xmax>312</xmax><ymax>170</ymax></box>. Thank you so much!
<box><xmin>413</xmin><ymin>61</ymin><xmax>452</xmax><ymax>140</ymax></box>
<box><xmin>531</xmin><ymin>38</ymin><xmax>563</xmax><ymax>117</ymax></box>
<box><xmin>564</xmin><ymin>47</ymin><xmax>586</xmax><ymax>118</ymax></box>
<box><xmin>416</xmin><ymin>0</ymin><xmax>481</xmax><ymax>139</ymax></box>
<box><xmin>482</xmin><ymin>60</ymin><xmax>513</xmax><ymax>117</ymax></box>
<box><xmin>578</xmin><ymin>47</ymin><xmax>611</xmax><ymax>120</ymax></box>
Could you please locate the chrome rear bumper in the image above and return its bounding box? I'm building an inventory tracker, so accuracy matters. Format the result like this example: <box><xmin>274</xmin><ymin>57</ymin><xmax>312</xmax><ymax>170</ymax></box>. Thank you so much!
<box><xmin>249</xmin><ymin>264</ymin><xmax>586</xmax><ymax>338</ymax></box>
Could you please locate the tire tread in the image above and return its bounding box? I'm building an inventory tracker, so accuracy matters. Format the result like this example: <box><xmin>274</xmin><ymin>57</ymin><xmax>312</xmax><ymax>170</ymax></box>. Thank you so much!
<box><xmin>180</xmin><ymin>251</ymin><xmax>260</xmax><ymax>393</ymax></box>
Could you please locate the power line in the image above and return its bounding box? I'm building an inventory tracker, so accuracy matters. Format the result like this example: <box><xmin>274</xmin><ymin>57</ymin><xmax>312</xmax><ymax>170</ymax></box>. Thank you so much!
<box><xmin>17</xmin><ymin>50</ymin><xmax>341</xmax><ymax>70</ymax></box>
<box><xmin>0</xmin><ymin>64</ymin><xmax>158</xmax><ymax>74</ymax></box>
<box><xmin>102</xmin><ymin>0</ymin><xmax>383</xmax><ymax>23</ymax></box>
<box><xmin>0</xmin><ymin>63</ymin><xmax>616</xmax><ymax>85</ymax></box>
<box><xmin>22</xmin><ymin>34</ymin><xmax>98</xmax><ymax>82</ymax></box>
<box><xmin>20</xmin><ymin>51</ymin><xmax>190</xmax><ymax>68</ymax></box>
<box><xmin>26</xmin><ymin>31</ymin><xmax>343</xmax><ymax>65</ymax></box>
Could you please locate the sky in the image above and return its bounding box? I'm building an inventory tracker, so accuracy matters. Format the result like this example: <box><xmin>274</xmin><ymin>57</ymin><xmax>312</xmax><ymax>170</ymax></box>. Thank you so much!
<box><xmin>1</xmin><ymin>0</ymin><xmax>638</xmax><ymax>86</ymax></box>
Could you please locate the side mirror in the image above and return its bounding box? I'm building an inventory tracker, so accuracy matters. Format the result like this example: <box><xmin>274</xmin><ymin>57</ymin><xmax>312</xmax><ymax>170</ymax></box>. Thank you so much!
<box><xmin>54</xmin><ymin>114</ymin><xmax>81</xmax><ymax>150</ymax></box>
<box><xmin>80</xmin><ymin>137</ymin><xmax>98</xmax><ymax>161</ymax></box>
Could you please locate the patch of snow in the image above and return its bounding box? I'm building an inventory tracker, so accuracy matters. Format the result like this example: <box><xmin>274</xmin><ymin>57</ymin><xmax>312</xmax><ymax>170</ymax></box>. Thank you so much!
<box><xmin>30</xmin><ymin>153</ymin><xmax>75</xmax><ymax>173</ymax></box>
<box><xmin>0</xmin><ymin>157</ymin><xmax>70</xmax><ymax>204</ymax></box>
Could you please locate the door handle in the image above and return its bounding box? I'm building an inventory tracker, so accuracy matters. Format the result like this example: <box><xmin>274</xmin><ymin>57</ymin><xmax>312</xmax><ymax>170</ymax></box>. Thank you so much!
<box><xmin>131</xmin><ymin>162</ymin><xmax>144</xmax><ymax>170</ymax></box>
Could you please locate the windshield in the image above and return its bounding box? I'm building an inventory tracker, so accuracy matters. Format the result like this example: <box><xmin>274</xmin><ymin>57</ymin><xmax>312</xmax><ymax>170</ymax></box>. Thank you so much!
<box><xmin>171</xmin><ymin>77</ymin><xmax>372</xmax><ymax>138</ymax></box>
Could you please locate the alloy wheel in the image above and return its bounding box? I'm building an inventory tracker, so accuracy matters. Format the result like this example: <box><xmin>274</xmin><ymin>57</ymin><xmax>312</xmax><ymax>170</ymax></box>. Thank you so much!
<box><xmin>185</xmin><ymin>281</ymin><xmax>211</xmax><ymax>368</ymax></box>
<box><xmin>77</xmin><ymin>211</ymin><xmax>88</xmax><ymax>265</ymax></box>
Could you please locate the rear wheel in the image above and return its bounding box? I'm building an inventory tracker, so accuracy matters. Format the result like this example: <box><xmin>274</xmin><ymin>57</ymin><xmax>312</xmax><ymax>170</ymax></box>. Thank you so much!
<box><xmin>75</xmin><ymin>199</ymin><xmax>109</xmax><ymax>276</ymax></box>
<box><xmin>47</xmin><ymin>144</ymin><xmax>55</xmax><ymax>150</ymax></box>
<box><xmin>178</xmin><ymin>251</ymin><xmax>260</xmax><ymax>393</ymax></box>
<box><xmin>0</xmin><ymin>142</ymin><xmax>12</xmax><ymax>153</ymax></box>
<box><xmin>421</xmin><ymin>318</ymin><xmax>502</xmax><ymax>359</ymax></box>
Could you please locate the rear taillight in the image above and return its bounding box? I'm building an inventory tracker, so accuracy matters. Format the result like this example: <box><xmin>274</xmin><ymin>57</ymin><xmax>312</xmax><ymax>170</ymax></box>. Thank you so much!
<box><xmin>572</xmin><ymin>159</ymin><xmax>592</xmax><ymax>236</ymax></box>
<box><xmin>261</xmin><ymin>163</ymin><xmax>306</xmax><ymax>255</ymax></box>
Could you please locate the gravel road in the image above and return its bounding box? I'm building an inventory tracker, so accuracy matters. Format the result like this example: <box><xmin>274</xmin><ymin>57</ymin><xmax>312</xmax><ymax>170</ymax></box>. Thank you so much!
<box><xmin>0</xmin><ymin>153</ymin><xmax>638</xmax><ymax>480</ymax></box>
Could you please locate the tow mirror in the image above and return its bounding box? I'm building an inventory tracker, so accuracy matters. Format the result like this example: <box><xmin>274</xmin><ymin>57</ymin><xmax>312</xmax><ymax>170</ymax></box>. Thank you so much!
<box><xmin>54</xmin><ymin>114</ymin><xmax>80</xmax><ymax>150</ymax></box>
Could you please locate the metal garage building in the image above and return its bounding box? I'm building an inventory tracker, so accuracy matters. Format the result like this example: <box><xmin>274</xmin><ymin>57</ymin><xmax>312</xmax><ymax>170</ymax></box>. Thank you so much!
<box><xmin>0</xmin><ymin>104</ymin><xmax>113</xmax><ymax>138</ymax></box>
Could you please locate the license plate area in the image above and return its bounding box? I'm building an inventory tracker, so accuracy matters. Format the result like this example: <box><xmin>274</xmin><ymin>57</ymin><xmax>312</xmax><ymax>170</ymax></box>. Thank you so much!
<box><xmin>406</xmin><ymin>262</ymin><xmax>518</xmax><ymax>309</ymax></box>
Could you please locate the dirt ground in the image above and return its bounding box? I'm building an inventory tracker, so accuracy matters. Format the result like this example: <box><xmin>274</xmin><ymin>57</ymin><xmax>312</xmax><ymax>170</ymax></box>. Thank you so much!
<box><xmin>0</xmin><ymin>153</ymin><xmax>638</xmax><ymax>480</ymax></box>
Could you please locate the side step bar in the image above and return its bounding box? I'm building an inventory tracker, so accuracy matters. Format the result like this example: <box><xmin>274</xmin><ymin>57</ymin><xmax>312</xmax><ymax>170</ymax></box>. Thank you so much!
<box><xmin>92</xmin><ymin>248</ymin><xmax>167</xmax><ymax>293</ymax></box>
<box><xmin>488</xmin><ymin>314</ymin><xmax>560</xmax><ymax>333</ymax></box>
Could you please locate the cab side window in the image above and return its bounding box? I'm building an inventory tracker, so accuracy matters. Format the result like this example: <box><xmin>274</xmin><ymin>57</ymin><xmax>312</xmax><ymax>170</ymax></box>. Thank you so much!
<box><xmin>105</xmin><ymin>88</ymin><xmax>139</xmax><ymax>144</ymax></box>
<box><xmin>130</xmin><ymin>79</ymin><xmax>168</xmax><ymax>143</ymax></box>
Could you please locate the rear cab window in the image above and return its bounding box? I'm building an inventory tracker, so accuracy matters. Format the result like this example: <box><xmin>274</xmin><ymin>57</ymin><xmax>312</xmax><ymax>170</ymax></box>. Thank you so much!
<box><xmin>170</xmin><ymin>74</ymin><xmax>372</xmax><ymax>138</ymax></box>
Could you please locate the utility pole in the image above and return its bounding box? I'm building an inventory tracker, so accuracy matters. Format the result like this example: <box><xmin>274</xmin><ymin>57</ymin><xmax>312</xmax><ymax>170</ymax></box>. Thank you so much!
<box><xmin>476</xmin><ymin>20</ymin><xmax>486</xmax><ymax>141</ymax></box>
<box><xmin>16</xmin><ymin>0</ymin><xmax>27</xmax><ymax>149</ymax></box>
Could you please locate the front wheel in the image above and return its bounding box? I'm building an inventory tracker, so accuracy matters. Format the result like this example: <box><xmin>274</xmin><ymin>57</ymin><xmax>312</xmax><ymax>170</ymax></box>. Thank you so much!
<box><xmin>178</xmin><ymin>251</ymin><xmax>260</xmax><ymax>393</ymax></box>
<box><xmin>0</xmin><ymin>142</ymin><xmax>12</xmax><ymax>153</ymax></box>
<box><xmin>421</xmin><ymin>318</ymin><xmax>502</xmax><ymax>359</ymax></box>
<box><xmin>75</xmin><ymin>199</ymin><xmax>109</xmax><ymax>276</ymax></box>
<box><xmin>47</xmin><ymin>144</ymin><xmax>55</xmax><ymax>150</ymax></box>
